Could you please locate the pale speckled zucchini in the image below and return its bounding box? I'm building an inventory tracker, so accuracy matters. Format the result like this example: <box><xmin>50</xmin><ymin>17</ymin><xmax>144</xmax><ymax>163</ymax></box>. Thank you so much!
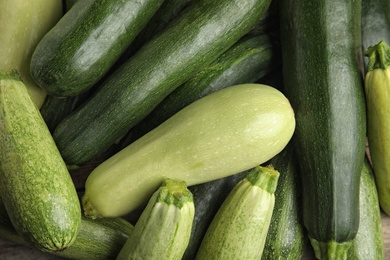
<box><xmin>116</xmin><ymin>178</ymin><xmax>194</xmax><ymax>260</ymax></box>
<box><xmin>0</xmin><ymin>70</ymin><xmax>81</xmax><ymax>252</ymax></box>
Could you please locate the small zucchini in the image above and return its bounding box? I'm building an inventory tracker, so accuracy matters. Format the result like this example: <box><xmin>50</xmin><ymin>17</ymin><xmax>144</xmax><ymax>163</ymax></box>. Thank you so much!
<box><xmin>196</xmin><ymin>165</ymin><xmax>279</xmax><ymax>259</ymax></box>
<box><xmin>120</xmin><ymin>33</ymin><xmax>278</xmax><ymax>146</ymax></box>
<box><xmin>0</xmin><ymin>70</ymin><xmax>81</xmax><ymax>252</ymax></box>
<box><xmin>82</xmin><ymin>83</ymin><xmax>295</xmax><ymax>218</ymax></box>
<box><xmin>262</xmin><ymin>144</ymin><xmax>307</xmax><ymax>260</ymax></box>
<box><xmin>116</xmin><ymin>178</ymin><xmax>194</xmax><ymax>260</ymax></box>
<box><xmin>0</xmin><ymin>193</ymin><xmax>134</xmax><ymax>260</ymax></box>
<box><xmin>31</xmin><ymin>0</ymin><xmax>165</xmax><ymax>97</ymax></box>
<box><xmin>347</xmin><ymin>157</ymin><xmax>384</xmax><ymax>259</ymax></box>
<box><xmin>0</xmin><ymin>0</ymin><xmax>63</xmax><ymax>107</ymax></box>
<box><xmin>364</xmin><ymin>40</ymin><xmax>390</xmax><ymax>216</ymax></box>
<box><xmin>52</xmin><ymin>0</ymin><xmax>273</xmax><ymax>166</ymax></box>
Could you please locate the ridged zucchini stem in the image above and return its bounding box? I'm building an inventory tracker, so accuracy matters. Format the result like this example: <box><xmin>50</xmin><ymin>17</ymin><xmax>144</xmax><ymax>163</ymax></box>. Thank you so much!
<box><xmin>246</xmin><ymin>165</ymin><xmax>279</xmax><ymax>193</ymax></box>
<box><xmin>365</xmin><ymin>40</ymin><xmax>390</xmax><ymax>71</ymax></box>
<box><xmin>156</xmin><ymin>179</ymin><xmax>193</xmax><ymax>208</ymax></box>
<box><xmin>310</xmin><ymin>238</ymin><xmax>352</xmax><ymax>260</ymax></box>
<box><xmin>0</xmin><ymin>69</ymin><xmax>22</xmax><ymax>81</ymax></box>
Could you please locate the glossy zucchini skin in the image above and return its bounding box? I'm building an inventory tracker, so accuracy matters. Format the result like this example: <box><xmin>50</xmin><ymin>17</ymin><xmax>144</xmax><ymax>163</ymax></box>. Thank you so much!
<box><xmin>0</xmin><ymin>0</ymin><xmax>63</xmax><ymax>108</ymax></box>
<box><xmin>52</xmin><ymin>0</ymin><xmax>273</xmax><ymax>166</ymax></box>
<box><xmin>348</xmin><ymin>158</ymin><xmax>384</xmax><ymax>260</ymax></box>
<box><xmin>262</xmin><ymin>144</ymin><xmax>307</xmax><ymax>260</ymax></box>
<box><xmin>0</xmin><ymin>195</ymin><xmax>134</xmax><ymax>260</ymax></box>
<box><xmin>0</xmin><ymin>71</ymin><xmax>81</xmax><ymax>252</ymax></box>
<box><xmin>279</xmin><ymin>0</ymin><xmax>366</xmax><ymax>258</ymax></box>
<box><xmin>82</xmin><ymin>84</ymin><xmax>295</xmax><ymax>218</ymax></box>
<box><xmin>30</xmin><ymin>0</ymin><xmax>164</xmax><ymax>97</ymax></box>
<box><xmin>120</xmin><ymin>33</ymin><xmax>278</xmax><ymax>146</ymax></box>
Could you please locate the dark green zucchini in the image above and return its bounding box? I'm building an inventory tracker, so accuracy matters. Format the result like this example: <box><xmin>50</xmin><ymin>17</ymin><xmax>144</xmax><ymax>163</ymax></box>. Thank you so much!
<box><xmin>0</xmin><ymin>195</ymin><xmax>134</xmax><ymax>260</ymax></box>
<box><xmin>31</xmin><ymin>0</ymin><xmax>165</xmax><ymax>97</ymax></box>
<box><xmin>262</xmin><ymin>144</ymin><xmax>307</xmax><ymax>260</ymax></box>
<box><xmin>0</xmin><ymin>70</ymin><xmax>81</xmax><ymax>252</ymax></box>
<box><xmin>348</xmin><ymin>158</ymin><xmax>384</xmax><ymax>259</ymax></box>
<box><xmin>120</xmin><ymin>33</ymin><xmax>279</xmax><ymax>147</ymax></box>
<box><xmin>53</xmin><ymin>0</ymin><xmax>273</xmax><ymax>166</ymax></box>
<box><xmin>279</xmin><ymin>0</ymin><xmax>366</xmax><ymax>258</ymax></box>
<box><xmin>362</xmin><ymin>0</ymin><xmax>390</xmax><ymax>67</ymax></box>
<box><xmin>182</xmin><ymin>171</ymin><xmax>248</xmax><ymax>260</ymax></box>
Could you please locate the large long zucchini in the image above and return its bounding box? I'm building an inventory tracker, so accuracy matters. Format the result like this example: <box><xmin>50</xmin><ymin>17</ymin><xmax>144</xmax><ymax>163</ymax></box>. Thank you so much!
<box><xmin>52</xmin><ymin>0</ymin><xmax>273</xmax><ymax>166</ymax></box>
<box><xmin>0</xmin><ymin>0</ymin><xmax>63</xmax><ymax>108</ymax></box>
<box><xmin>82</xmin><ymin>83</ymin><xmax>295</xmax><ymax>218</ymax></box>
<box><xmin>279</xmin><ymin>0</ymin><xmax>367</xmax><ymax>258</ymax></box>
<box><xmin>0</xmin><ymin>70</ymin><xmax>81</xmax><ymax>252</ymax></box>
<box><xmin>31</xmin><ymin>0</ymin><xmax>165</xmax><ymax>97</ymax></box>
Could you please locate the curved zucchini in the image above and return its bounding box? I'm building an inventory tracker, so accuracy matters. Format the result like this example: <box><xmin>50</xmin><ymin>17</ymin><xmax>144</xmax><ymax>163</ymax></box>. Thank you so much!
<box><xmin>279</xmin><ymin>0</ymin><xmax>366</xmax><ymax>258</ymax></box>
<box><xmin>31</xmin><ymin>0</ymin><xmax>165</xmax><ymax>97</ymax></box>
<box><xmin>347</xmin><ymin>158</ymin><xmax>384</xmax><ymax>259</ymax></box>
<box><xmin>183</xmin><ymin>171</ymin><xmax>248</xmax><ymax>260</ymax></box>
<box><xmin>262</xmin><ymin>144</ymin><xmax>307</xmax><ymax>259</ymax></box>
<box><xmin>117</xmin><ymin>179</ymin><xmax>194</xmax><ymax>260</ymax></box>
<box><xmin>52</xmin><ymin>0</ymin><xmax>273</xmax><ymax>166</ymax></box>
<box><xmin>82</xmin><ymin>84</ymin><xmax>295</xmax><ymax>218</ymax></box>
<box><xmin>364</xmin><ymin>40</ymin><xmax>390</xmax><ymax>215</ymax></box>
<box><xmin>120</xmin><ymin>33</ymin><xmax>278</xmax><ymax>146</ymax></box>
<box><xmin>0</xmin><ymin>70</ymin><xmax>81</xmax><ymax>252</ymax></box>
<box><xmin>0</xmin><ymin>194</ymin><xmax>134</xmax><ymax>260</ymax></box>
<box><xmin>0</xmin><ymin>0</ymin><xmax>63</xmax><ymax>108</ymax></box>
<box><xmin>196</xmin><ymin>165</ymin><xmax>279</xmax><ymax>259</ymax></box>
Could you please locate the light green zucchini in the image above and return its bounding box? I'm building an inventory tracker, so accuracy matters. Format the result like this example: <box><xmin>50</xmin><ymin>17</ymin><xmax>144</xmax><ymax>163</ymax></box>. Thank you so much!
<box><xmin>116</xmin><ymin>178</ymin><xmax>194</xmax><ymax>260</ymax></box>
<box><xmin>82</xmin><ymin>83</ymin><xmax>295</xmax><ymax>218</ymax></box>
<box><xmin>196</xmin><ymin>165</ymin><xmax>279</xmax><ymax>259</ymax></box>
<box><xmin>0</xmin><ymin>70</ymin><xmax>81</xmax><ymax>252</ymax></box>
<box><xmin>0</xmin><ymin>0</ymin><xmax>63</xmax><ymax>108</ymax></box>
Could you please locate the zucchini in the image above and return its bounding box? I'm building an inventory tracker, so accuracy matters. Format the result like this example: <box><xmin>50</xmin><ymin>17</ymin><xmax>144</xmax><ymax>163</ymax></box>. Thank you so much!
<box><xmin>120</xmin><ymin>33</ymin><xmax>279</xmax><ymax>146</ymax></box>
<box><xmin>82</xmin><ymin>83</ymin><xmax>295</xmax><ymax>218</ymax></box>
<box><xmin>362</xmin><ymin>0</ymin><xmax>390</xmax><ymax>66</ymax></box>
<box><xmin>0</xmin><ymin>70</ymin><xmax>81</xmax><ymax>252</ymax></box>
<box><xmin>262</xmin><ymin>144</ymin><xmax>307</xmax><ymax>260</ymax></box>
<box><xmin>279</xmin><ymin>0</ymin><xmax>366</xmax><ymax>258</ymax></box>
<box><xmin>52</xmin><ymin>0</ymin><xmax>273</xmax><ymax>166</ymax></box>
<box><xmin>348</xmin><ymin>157</ymin><xmax>384</xmax><ymax>259</ymax></box>
<box><xmin>116</xmin><ymin>179</ymin><xmax>194</xmax><ymax>260</ymax></box>
<box><xmin>364</xmin><ymin>40</ymin><xmax>390</xmax><ymax>215</ymax></box>
<box><xmin>0</xmin><ymin>0</ymin><xmax>63</xmax><ymax>108</ymax></box>
<box><xmin>196</xmin><ymin>165</ymin><xmax>279</xmax><ymax>259</ymax></box>
<box><xmin>183</xmin><ymin>171</ymin><xmax>248</xmax><ymax>260</ymax></box>
<box><xmin>0</xmin><ymin>194</ymin><xmax>134</xmax><ymax>260</ymax></box>
<box><xmin>30</xmin><ymin>0</ymin><xmax>165</xmax><ymax>97</ymax></box>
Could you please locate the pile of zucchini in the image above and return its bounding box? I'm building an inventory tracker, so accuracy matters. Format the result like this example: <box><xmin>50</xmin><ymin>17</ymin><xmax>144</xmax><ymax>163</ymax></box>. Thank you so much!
<box><xmin>0</xmin><ymin>0</ymin><xmax>389</xmax><ymax>259</ymax></box>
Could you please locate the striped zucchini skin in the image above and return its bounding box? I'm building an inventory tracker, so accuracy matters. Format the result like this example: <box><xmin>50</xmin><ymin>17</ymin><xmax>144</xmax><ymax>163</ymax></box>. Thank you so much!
<box><xmin>52</xmin><ymin>0</ymin><xmax>273</xmax><ymax>166</ymax></box>
<box><xmin>31</xmin><ymin>0</ymin><xmax>165</xmax><ymax>97</ymax></box>
<box><xmin>279</xmin><ymin>0</ymin><xmax>366</xmax><ymax>258</ymax></box>
<box><xmin>0</xmin><ymin>71</ymin><xmax>81</xmax><ymax>252</ymax></box>
<box><xmin>348</xmin><ymin>158</ymin><xmax>384</xmax><ymax>259</ymax></box>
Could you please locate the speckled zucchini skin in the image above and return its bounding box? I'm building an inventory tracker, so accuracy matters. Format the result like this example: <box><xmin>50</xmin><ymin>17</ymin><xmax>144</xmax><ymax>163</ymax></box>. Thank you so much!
<box><xmin>31</xmin><ymin>0</ymin><xmax>164</xmax><ymax>97</ymax></box>
<box><xmin>52</xmin><ymin>0</ymin><xmax>273</xmax><ymax>166</ymax></box>
<box><xmin>0</xmin><ymin>70</ymin><xmax>81</xmax><ymax>252</ymax></box>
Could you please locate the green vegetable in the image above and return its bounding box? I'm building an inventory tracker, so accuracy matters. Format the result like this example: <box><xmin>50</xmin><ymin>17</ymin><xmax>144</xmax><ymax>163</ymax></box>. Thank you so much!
<box><xmin>52</xmin><ymin>0</ymin><xmax>273</xmax><ymax>166</ymax></box>
<box><xmin>0</xmin><ymin>194</ymin><xmax>134</xmax><ymax>260</ymax></box>
<box><xmin>0</xmin><ymin>0</ymin><xmax>63</xmax><ymax>107</ymax></box>
<box><xmin>30</xmin><ymin>0</ymin><xmax>165</xmax><ymax>97</ymax></box>
<box><xmin>82</xmin><ymin>83</ymin><xmax>295</xmax><ymax>218</ymax></box>
<box><xmin>0</xmin><ymin>70</ymin><xmax>81</xmax><ymax>252</ymax></box>
<box><xmin>348</xmin><ymin>158</ymin><xmax>384</xmax><ymax>259</ymax></box>
<box><xmin>116</xmin><ymin>179</ymin><xmax>194</xmax><ymax>260</ymax></box>
<box><xmin>196</xmin><ymin>165</ymin><xmax>279</xmax><ymax>259</ymax></box>
<box><xmin>364</xmin><ymin>40</ymin><xmax>390</xmax><ymax>215</ymax></box>
<box><xmin>279</xmin><ymin>0</ymin><xmax>367</xmax><ymax>258</ymax></box>
<box><xmin>120</xmin><ymin>33</ymin><xmax>278</xmax><ymax>146</ymax></box>
<box><xmin>262</xmin><ymin>144</ymin><xmax>307</xmax><ymax>259</ymax></box>
<box><xmin>183</xmin><ymin>171</ymin><xmax>248</xmax><ymax>260</ymax></box>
